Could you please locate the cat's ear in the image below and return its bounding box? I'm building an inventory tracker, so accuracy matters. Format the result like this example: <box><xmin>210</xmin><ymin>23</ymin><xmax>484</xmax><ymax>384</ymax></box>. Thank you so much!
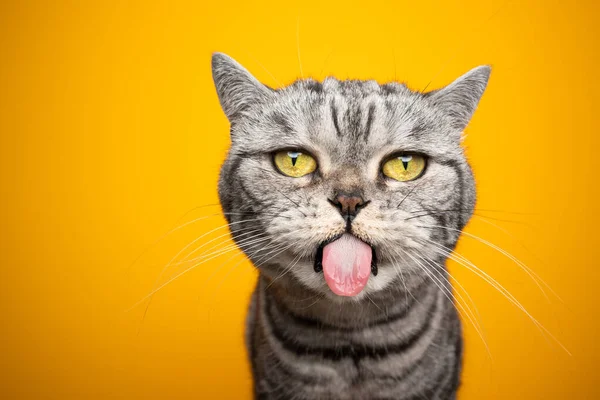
<box><xmin>427</xmin><ymin>66</ymin><xmax>491</xmax><ymax>130</ymax></box>
<box><xmin>211</xmin><ymin>53</ymin><xmax>273</xmax><ymax>121</ymax></box>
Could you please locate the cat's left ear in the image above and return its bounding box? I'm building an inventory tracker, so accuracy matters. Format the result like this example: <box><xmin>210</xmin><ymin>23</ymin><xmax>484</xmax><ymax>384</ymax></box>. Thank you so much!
<box><xmin>427</xmin><ymin>66</ymin><xmax>491</xmax><ymax>131</ymax></box>
<box><xmin>211</xmin><ymin>53</ymin><xmax>273</xmax><ymax>122</ymax></box>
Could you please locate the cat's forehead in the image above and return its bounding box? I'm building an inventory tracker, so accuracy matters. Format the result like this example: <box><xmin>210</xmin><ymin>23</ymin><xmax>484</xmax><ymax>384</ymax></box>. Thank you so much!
<box><xmin>253</xmin><ymin>78</ymin><xmax>457</xmax><ymax>161</ymax></box>
<box><xmin>214</xmin><ymin>53</ymin><xmax>489</xmax><ymax>162</ymax></box>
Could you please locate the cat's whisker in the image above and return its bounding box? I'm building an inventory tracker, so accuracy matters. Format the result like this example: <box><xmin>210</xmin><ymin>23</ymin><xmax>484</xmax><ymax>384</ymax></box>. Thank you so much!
<box><xmin>207</xmin><ymin>241</ymin><xmax>299</xmax><ymax>311</ymax></box>
<box><xmin>250</xmin><ymin>242</ymin><xmax>295</xmax><ymax>268</ymax></box>
<box><xmin>419</xmin><ymin>252</ymin><xmax>482</xmax><ymax>322</ymax></box>
<box><xmin>405</xmin><ymin>209</ymin><xmax>536</xmax><ymax>226</ymax></box>
<box><xmin>208</xmin><ymin>241</ymin><xmax>295</xmax><ymax>309</ymax></box>
<box><xmin>132</xmin><ymin>212</ymin><xmax>283</xmax><ymax>275</ymax></box>
<box><xmin>194</xmin><ymin>252</ymin><xmax>253</xmax><ymax>336</ymax></box>
<box><xmin>295</xmin><ymin>292</ymin><xmax>327</xmax><ymax>310</ymax></box>
<box><xmin>224</xmin><ymin>211</ymin><xmax>293</xmax><ymax>218</ymax></box>
<box><xmin>412</xmin><ymin>251</ymin><xmax>488</xmax><ymax>356</ymax></box>
<box><xmin>398</xmin><ymin>248</ymin><xmax>491</xmax><ymax>358</ymax></box>
<box><xmin>196</xmin><ymin>235</ymin><xmax>284</xmax><ymax>291</ymax></box>
<box><xmin>127</xmin><ymin>208</ymin><xmax>222</xmax><ymax>276</ymax></box>
<box><xmin>421</xmin><ymin>238</ymin><xmax>571</xmax><ymax>355</ymax></box>
<box><xmin>292</xmin><ymin>292</ymin><xmax>322</xmax><ymax>304</ymax></box>
<box><xmin>157</xmin><ymin>217</ymin><xmax>268</xmax><ymax>273</ymax></box>
<box><xmin>408</xmin><ymin>207</ymin><xmax>537</xmax><ymax>216</ymax></box>
<box><xmin>388</xmin><ymin>250</ymin><xmax>415</xmax><ymax>305</ymax></box>
<box><xmin>136</xmin><ymin>222</ymin><xmax>268</xmax><ymax>326</ymax></box>
<box><xmin>177</xmin><ymin>227</ymin><xmax>266</xmax><ymax>266</ymax></box>
<box><xmin>365</xmin><ymin>293</ymin><xmax>383</xmax><ymax>312</ymax></box>
<box><xmin>175</xmin><ymin>234</ymin><xmax>272</xmax><ymax>270</ymax></box>
<box><xmin>396</xmin><ymin>179</ymin><xmax>427</xmax><ymax>209</ymax></box>
<box><xmin>472</xmin><ymin>216</ymin><xmax>563</xmax><ymax>303</ymax></box>
<box><xmin>203</xmin><ymin>242</ymin><xmax>295</xmax><ymax>326</ymax></box>
<box><xmin>132</xmin><ymin>209</ymin><xmax>285</xmax><ymax>271</ymax></box>
<box><xmin>135</xmin><ymin>235</ymin><xmax>277</xmax><ymax>332</ymax></box>
<box><xmin>143</xmin><ymin>220</ymin><xmax>268</xmax><ymax>308</ymax></box>
<box><xmin>177</xmin><ymin>229</ymin><xmax>261</xmax><ymax>265</ymax></box>
<box><xmin>199</xmin><ymin>251</ymin><xmax>248</xmax><ymax>289</ymax></box>
<box><xmin>127</xmin><ymin>236</ymin><xmax>273</xmax><ymax>312</ymax></box>
<box><xmin>425</xmin><ymin>239</ymin><xmax>537</xmax><ymax>317</ymax></box>
<box><xmin>140</xmin><ymin>229</ymin><xmax>302</xmax><ymax>314</ymax></box>
<box><xmin>266</xmin><ymin>253</ymin><xmax>303</xmax><ymax>289</ymax></box>
<box><xmin>252</xmin><ymin>166</ymin><xmax>310</xmax><ymax>216</ymax></box>
<box><xmin>418</xmin><ymin>224</ymin><xmax>552</xmax><ymax>301</ymax></box>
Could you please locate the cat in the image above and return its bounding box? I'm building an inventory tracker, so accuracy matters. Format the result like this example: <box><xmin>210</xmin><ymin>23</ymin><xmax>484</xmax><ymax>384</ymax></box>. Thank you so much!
<box><xmin>211</xmin><ymin>52</ymin><xmax>490</xmax><ymax>400</ymax></box>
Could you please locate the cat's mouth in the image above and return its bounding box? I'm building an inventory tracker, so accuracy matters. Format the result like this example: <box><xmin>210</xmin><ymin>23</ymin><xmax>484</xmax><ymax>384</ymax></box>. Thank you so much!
<box><xmin>313</xmin><ymin>233</ymin><xmax>378</xmax><ymax>297</ymax></box>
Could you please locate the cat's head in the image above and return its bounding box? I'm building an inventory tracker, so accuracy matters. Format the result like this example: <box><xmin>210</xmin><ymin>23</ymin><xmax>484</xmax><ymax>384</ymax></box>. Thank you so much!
<box><xmin>212</xmin><ymin>53</ymin><xmax>489</xmax><ymax>301</ymax></box>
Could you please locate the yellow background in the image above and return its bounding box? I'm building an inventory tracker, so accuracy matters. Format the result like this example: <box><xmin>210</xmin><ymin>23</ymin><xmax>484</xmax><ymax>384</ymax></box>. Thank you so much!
<box><xmin>1</xmin><ymin>0</ymin><xmax>599</xmax><ymax>398</ymax></box>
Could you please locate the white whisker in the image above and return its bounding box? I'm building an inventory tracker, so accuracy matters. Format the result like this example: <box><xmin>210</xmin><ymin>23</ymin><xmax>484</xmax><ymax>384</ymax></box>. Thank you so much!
<box><xmin>398</xmin><ymin>248</ymin><xmax>491</xmax><ymax>358</ymax></box>
<box><xmin>176</xmin><ymin>227</ymin><xmax>266</xmax><ymax>266</ymax></box>
<box><xmin>419</xmin><ymin>224</ymin><xmax>552</xmax><ymax>301</ymax></box>
<box><xmin>421</xmin><ymin>237</ymin><xmax>570</xmax><ymax>355</ymax></box>
<box><xmin>127</xmin><ymin>234</ymin><xmax>274</xmax><ymax>312</ymax></box>
<box><xmin>473</xmin><ymin>216</ymin><xmax>563</xmax><ymax>302</ymax></box>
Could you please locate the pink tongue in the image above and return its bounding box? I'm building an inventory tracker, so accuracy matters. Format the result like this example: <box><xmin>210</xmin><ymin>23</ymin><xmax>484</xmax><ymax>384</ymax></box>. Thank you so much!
<box><xmin>322</xmin><ymin>234</ymin><xmax>372</xmax><ymax>296</ymax></box>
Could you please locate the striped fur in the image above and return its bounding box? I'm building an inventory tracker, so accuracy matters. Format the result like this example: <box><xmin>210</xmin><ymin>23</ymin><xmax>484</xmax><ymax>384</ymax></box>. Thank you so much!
<box><xmin>211</xmin><ymin>53</ymin><xmax>490</xmax><ymax>399</ymax></box>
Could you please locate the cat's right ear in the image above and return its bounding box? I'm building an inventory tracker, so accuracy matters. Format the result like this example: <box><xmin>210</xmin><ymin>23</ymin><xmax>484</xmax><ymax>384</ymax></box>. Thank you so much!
<box><xmin>211</xmin><ymin>53</ymin><xmax>273</xmax><ymax>122</ymax></box>
<box><xmin>426</xmin><ymin>65</ymin><xmax>491</xmax><ymax>131</ymax></box>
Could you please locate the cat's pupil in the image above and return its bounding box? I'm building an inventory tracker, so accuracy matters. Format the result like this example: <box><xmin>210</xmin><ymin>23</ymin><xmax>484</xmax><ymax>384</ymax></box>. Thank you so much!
<box><xmin>400</xmin><ymin>155</ymin><xmax>412</xmax><ymax>170</ymax></box>
<box><xmin>288</xmin><ymin>151</ymin><xmax>301</xmax><ymax>166</ymax></box>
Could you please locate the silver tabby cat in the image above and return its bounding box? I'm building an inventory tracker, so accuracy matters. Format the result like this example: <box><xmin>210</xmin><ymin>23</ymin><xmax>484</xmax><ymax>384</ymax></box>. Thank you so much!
<box><xmin>211</xmin><ymin>53</ymin><xmax>490</xmax><ymax>400</ymax></box>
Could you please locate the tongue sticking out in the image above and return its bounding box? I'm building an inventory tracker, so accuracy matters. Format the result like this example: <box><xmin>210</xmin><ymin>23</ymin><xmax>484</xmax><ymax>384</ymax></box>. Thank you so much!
<box><xmin>322</xmin><ymin>234</ymin><xmax>372</xmax><ymax>296</ymax></box>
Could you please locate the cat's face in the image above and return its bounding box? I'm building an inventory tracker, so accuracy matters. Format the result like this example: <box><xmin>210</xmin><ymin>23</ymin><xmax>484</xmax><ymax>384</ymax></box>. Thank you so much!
<box><xmin>213</xmin><ymin>53</ymin><xmax>489</xmax><ymax>301</ymax></box>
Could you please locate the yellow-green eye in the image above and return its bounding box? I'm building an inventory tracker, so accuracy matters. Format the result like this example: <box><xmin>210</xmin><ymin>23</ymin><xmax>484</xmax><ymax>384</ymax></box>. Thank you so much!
<box><xmin>273</xmin><ymin>150</ymin><xmax>317</xmax><ymax>177</ymax></box>
<box><xmin>382</xmin><ymin>154</ymin><xmax>426</xmax><ymax>181</ymax></box>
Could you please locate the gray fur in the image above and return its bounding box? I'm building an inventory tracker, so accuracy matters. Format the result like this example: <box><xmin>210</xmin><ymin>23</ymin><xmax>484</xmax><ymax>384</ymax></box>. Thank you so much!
<box><xmin>212</xmin><ymin>52</ymin><xmax>490</xmax><ymax>400</ymax></box>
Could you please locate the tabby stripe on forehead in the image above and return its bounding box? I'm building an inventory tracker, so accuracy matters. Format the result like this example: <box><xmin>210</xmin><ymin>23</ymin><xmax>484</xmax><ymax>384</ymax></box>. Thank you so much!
<box><xmin>409</xmin><ymin>120</ymin><xmax>427</xmax><ymax>138</ymax></box>
<box><xmin>330</xmin><ymin>100</ymin><xmax>343</xmax><ymax>137</ymax></box>
<box><xmin>346</xmin><ymin>102</ymin><xmax>363</xmax><ymax>139</ymax></box>
<box><xmin>262</xmin><ymin>288</ymin><xmax>438</xmax><ymax>361</ymax></box>
<box><xmin>364</xmin><ymin>103</ymin><xmax>376</xmax><ymax>141</ymax></box>
<box><xmin>271</xmin><ymin>111</ymin><xmax>294</xmax><ymax>134</ymax></box>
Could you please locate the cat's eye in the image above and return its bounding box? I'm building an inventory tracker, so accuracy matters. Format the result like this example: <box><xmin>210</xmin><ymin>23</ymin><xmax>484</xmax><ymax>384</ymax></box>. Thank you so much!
<box><xmin>382</xmin><ymin>154</ymin><xmax>426</xmax><ymax>182</ymax></box>
<box><xmin>273</xmin><ymin>150</ymin><xmax>317</xmax><ymax>178</ymax></box>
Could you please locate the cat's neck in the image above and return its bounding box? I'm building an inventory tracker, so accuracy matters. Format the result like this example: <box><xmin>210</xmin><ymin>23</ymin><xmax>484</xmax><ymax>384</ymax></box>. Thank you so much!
<box><xmin>259</xmin><ymin>271</ymin><xmax>435</xmax><ymax>329</ymax></box>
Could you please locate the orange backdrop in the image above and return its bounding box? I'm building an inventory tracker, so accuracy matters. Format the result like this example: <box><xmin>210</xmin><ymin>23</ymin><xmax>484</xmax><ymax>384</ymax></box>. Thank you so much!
<box><xmin>1</xmin><ymin>0</ymin><xmax>599</xmax><ymax>398</ymax></box>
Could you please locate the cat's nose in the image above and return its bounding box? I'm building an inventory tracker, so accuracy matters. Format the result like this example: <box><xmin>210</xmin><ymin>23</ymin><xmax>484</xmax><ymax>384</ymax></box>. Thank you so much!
<box><xmin>329</xmin><ymin>191</ymin><xmax>370</xmax><ymax>222</ymax></box>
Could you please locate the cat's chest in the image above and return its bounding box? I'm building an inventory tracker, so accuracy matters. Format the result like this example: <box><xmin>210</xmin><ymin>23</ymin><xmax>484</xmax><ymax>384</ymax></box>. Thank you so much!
<box><xmin>259</xmin><ymin>358</ymin><xmax>383</xmax><ymax>400</ymax></box>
